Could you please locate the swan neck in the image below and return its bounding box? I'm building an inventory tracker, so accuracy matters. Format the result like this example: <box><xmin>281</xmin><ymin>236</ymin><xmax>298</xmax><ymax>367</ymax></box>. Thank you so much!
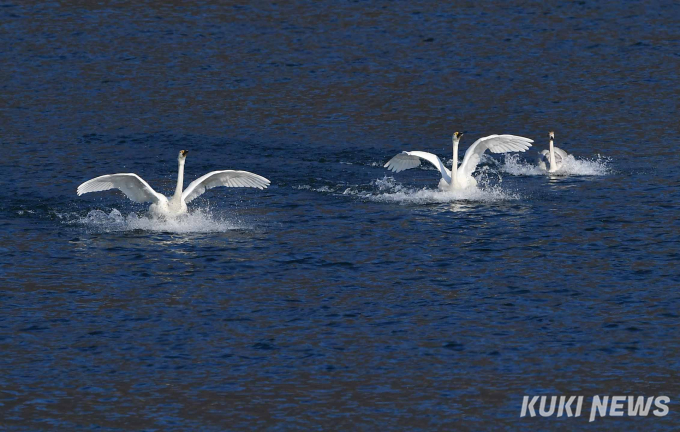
<box><xmin>174</xmin><ymin>159</ymin><xmax>185</xmax><ymax>199</ymax></box>
<box><xmin>549</xmin><ymin>139</ymin><xmax>555</xmax><ymax>170</ymax></box>
<box><xmin>452</xmin><ymin>140</ymin><xmax>459</xmax><ymax>182</ymax></box>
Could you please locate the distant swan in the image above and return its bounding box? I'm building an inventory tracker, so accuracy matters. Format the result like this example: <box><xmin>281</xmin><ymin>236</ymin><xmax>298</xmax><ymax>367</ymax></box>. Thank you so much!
<box><xmin>384</xmin><ymin>132</ymin><xmax>533</xmax><ymax>190</ymax></box>
<box><xmin>77</xmin><ymin>150</ymin><xmax>270</xmax><ymax>217</ymax></box>
<box><xmin>536</xmin><ymin>131</ymin><xmax>569</xmax><ymax>172</ymax></box>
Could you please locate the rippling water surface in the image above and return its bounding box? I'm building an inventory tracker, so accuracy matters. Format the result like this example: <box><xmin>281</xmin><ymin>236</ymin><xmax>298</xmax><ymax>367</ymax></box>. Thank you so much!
<box><xmin>1</xmin><ymin>1</ymin><xmax>679</xmax><ymax>429</ymax></box>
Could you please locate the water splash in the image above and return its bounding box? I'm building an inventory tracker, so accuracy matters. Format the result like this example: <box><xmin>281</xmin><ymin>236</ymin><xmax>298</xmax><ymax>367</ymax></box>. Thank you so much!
<box><xmin>501</xmin><ymin>153</ymin><xmax>612</xmax><ymax>176</ymax></box>
<box><xmin>343</xmin><ymin>176</ymin><xmax>519</xmax><ymax>204</ymax></box>
<box><xmin>67</xmin><ymin>208</ymin><xmax>249</xmax><ymax>233</ymax></box>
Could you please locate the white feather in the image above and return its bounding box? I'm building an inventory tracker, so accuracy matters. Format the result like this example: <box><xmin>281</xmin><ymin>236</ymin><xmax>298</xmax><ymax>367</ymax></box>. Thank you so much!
<box><xmin>384</xmin><ymin>133</ymin><xmax>532</xmax><ymax>190</ymax></box>
<box><xmin>384</xmin><ymin>151</ymin><xmax>452</xmax><ymax>184</ymax></box>
<box><xmin>183</xmin><ymin>170</ymin><xmax>270</xmax><ymax>204</ymax></box>
<box><xmin>77</xmin><ymin>153</ymin><xmax>270</xmax><ymax>217</ymax></box>
<box><xmin>459</xmin><ymin>135</ymin><xmax>533</xmax><ymax>178</ymax></box>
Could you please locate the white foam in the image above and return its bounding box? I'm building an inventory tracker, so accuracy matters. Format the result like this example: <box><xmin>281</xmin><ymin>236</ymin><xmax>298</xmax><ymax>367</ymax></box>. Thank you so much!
<box><xmin>70</xmin><ymin>208</ymin><xmax>248</xmax><ymax>233</ymax></box>
<box><xmin>343</xmin><ymin>176</ymin><xmax>519</xmax><ymax>204</ymax></box>
<box><xmin>501</xmin><ymin>153</ymin><xmax>612</xmax><ymax>176</ymax></box>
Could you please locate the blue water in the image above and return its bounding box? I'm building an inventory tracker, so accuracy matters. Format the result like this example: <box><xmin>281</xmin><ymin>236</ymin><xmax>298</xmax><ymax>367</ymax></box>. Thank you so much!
<box><xmin>1</xmin><ymin>1</ymin><xmax>679</xmax><ymax>429</ymax></box>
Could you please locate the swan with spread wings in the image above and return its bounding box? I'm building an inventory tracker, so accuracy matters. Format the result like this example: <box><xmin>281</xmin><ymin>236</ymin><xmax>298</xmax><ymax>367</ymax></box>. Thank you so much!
<box><xmin>77</xmin><ymin>150</ymin><xmax>270</xmax><ymax>217</ymax></box>
<box><xmin>384</xmin><ymin>132</ymin><xmax>533</xmax><ymax>190</ymax></box>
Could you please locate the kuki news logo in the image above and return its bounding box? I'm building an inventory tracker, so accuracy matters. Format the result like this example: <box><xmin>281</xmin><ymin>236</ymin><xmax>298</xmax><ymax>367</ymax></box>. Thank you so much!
<box><xmin>521</xmin><ymin>395</ymin><xmax>669</xmax><ymax>422</ymax></box>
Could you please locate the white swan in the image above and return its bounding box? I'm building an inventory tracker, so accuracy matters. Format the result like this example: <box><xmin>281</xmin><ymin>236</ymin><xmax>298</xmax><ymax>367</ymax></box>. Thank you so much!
<box><xmin>77</xmin><ymin>150</ymin><xmax>270</xmax><ymax>217</ymax></box>
<box><xmin>384</xmin><ymin>132</ymin><xmax>533</xmax><ymax>190</ymax></box>
<box><xmin>536</xmin><ymin>131</ymin><xmax>569</xmax><ymax>173</ymax></box>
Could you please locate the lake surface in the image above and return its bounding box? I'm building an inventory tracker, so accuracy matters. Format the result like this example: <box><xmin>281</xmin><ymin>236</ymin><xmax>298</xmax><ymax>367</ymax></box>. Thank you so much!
<box><xmin>1</xmin><ymin>1</ymin><xmax>679</xmax><ymax>429</ymax></box>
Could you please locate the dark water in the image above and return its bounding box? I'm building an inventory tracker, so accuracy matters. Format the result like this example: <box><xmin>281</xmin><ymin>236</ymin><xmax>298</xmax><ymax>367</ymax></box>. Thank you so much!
<box><xmin>1</xmin><ymin>1</ymin><xmax>679</xmax><ymax>429</ymax></box>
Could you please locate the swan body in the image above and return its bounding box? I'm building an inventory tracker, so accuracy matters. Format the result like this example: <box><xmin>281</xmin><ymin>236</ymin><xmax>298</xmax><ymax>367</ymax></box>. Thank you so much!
<box><xmin>77</xmin><ymin>150</ymin><xmax>270</xmax><ymax>217</ymax></box>
<box><xmin>537</xmin><ymin>131</ymin><xmax>569</xmax><ymax>172</ymax></box>
<box><xmin>385</xmin><ymin>132</ymin><xmax>533</xmax><ymax>190</ymax></box>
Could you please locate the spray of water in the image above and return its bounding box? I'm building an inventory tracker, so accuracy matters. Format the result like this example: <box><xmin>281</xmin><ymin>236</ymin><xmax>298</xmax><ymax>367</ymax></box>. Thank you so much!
<box><xmin>501</xmin><ymin>153</ymin><xmax>612</xmax><ymax>176</ymax></box>
<box><xmin>343</xmin><ymin>176</ymin><xmax>519</xmax><ymax>204</ymax></box>
<box><xmin>66</xmin><ymin>207</ymin><xmax>249</xmax><ymax>233</ymax></box>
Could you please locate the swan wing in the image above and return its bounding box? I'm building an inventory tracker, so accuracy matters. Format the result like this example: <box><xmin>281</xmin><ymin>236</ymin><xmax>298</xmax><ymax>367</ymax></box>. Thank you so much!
<box><xmin>553</xmin><ymin>146</ymin><xmax>568</xmax><ymax>163</ymax></box>
<box><xmin>460</xmin><ymin>134</ymin><xmax>533</xmax><ymax>177</ymax></box>
<box><xmin>77</xmin><ymin>173</ymin><xmax>163</xmax><ymax>203</ymax></box>
<box><xmin>384</xmin><ymin>151</ymin><xmax>452</xmax><ymax>183</ymax></box>
<box><xmin>182</xmin><ymin>170</ymin><xmax>270</xmax><ymax>204</ymax></box>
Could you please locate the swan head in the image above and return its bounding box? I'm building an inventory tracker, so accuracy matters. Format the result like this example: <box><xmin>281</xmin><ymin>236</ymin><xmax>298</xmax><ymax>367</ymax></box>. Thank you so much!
<box><xmin>548</xmin><ymin>131</ymin><xmax>555</xmax><ymax>140</ymax></box>
<box><xmin>452</xmin><ymin>131</ymin><xmax>464</xmax><ymax>143</ymax></box>
<box><xmin>178</xmin><ymin>150</ymin><xmax>189</xmax><ymax>161</ymax></box>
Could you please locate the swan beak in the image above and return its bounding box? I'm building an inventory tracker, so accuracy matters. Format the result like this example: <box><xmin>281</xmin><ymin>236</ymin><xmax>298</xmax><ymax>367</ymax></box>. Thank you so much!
<box><xmin>180</xmin><ymin>150</ymin><xmax>189</xmax><ymax>156</ymax></box>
